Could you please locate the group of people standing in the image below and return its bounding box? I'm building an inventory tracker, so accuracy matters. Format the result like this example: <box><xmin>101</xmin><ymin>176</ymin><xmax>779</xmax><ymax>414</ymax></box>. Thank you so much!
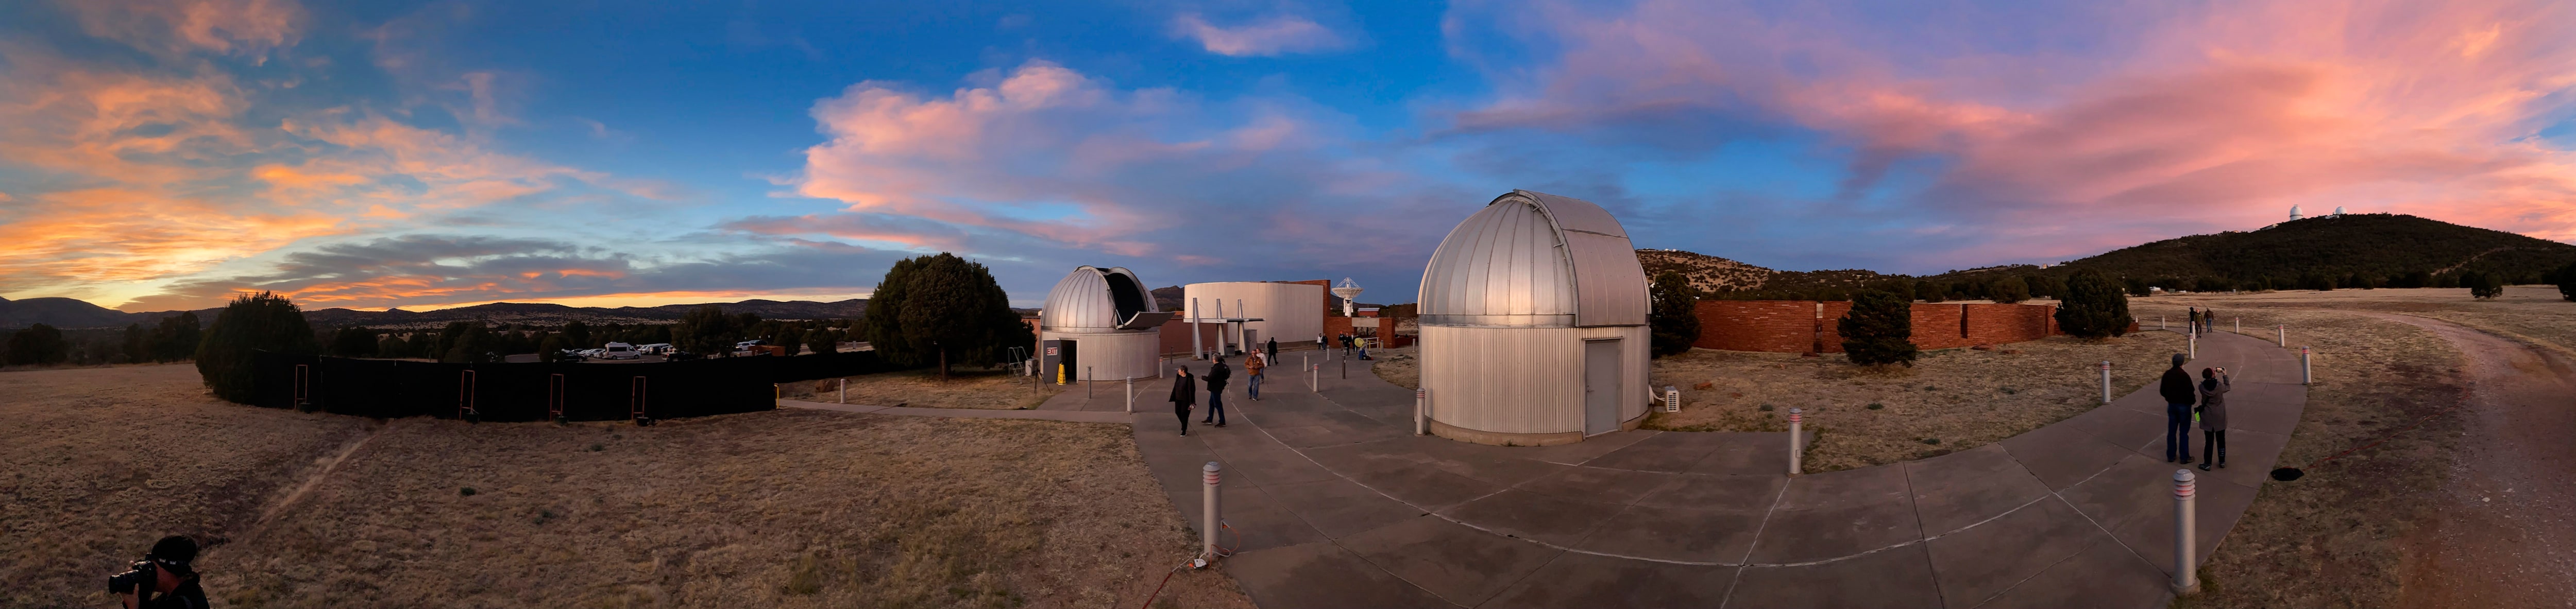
<box><xmin>1168</xmin><ymin>338</ymin><xmax>1280</xmax><ymax>436</ymax></box>
<box><xmin>2187</xmin><ymin>307</ymin><xmax>2221</xmax><ymax>334</ymax></box>
<box><xmin>2158</xmin><ymin>353</ymin><xmax>2233</xmax><ymax>471</ymax></box>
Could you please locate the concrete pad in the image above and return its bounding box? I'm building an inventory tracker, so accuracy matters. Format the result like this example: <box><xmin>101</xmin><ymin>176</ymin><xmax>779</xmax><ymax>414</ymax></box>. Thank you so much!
<box><xmin>1437</xmin><ymin>489</ymin><xmax>1627</xmax><ymax>547</ymax></box>
<box><xmin>1727</xmin><ymin>543</ymin><xmax>1944</xmax><ymax>608</ymax></box>
<box><xmin>1903</xmin><ymin>444</ymin><xmax>2053</xmax><ymax>534</ymax></box>
<box><xmin>1260</xmin><ymin>477</ymin><xmax>1428</xmax><ymax>539</ymax></box>
<box><xmin>1339</xmin><ymin>462</ymin><xmax>1503</xmax><ymax>512</ymax></box>
<box><xmin>1163</xmin><ymin>486</ymin><xmax>1329</xmax><ymax>553</ymax></box>
<box><xmin>2091</xmin><ymin>468</ymin><xmax>2259</xmax><ymax>571</ymax></box>
<box><xmin>1683</xmin><ymin>432</ymin><xmax>1795</xmax><ymax>476</ymax></box>
<box><xmin>1145</xmin><ymin>451</ymin><xmax>1224</xmax><ymax>493</ymax></box>
<box><xmin>1998</xmin><ymin>421</ymin><xmax>2132</xmax><ymax>491</ymax></box>
<box><xmin>2055</xmin><ymin>454</ymin><xmax>2197</xmax><ymax>576</ymax></box>
<box><xmin>1265</xmin><ymin>424</ymin><xmax>1369</xmax><ymax>448</ymax></box>
<box><xmin>1973</xmin><ymin>534</ymin><xmax>2170</xmax><ymax>609</ymax></box>
<box><xmin>1338</xmin><ymin>516</ymin><xmax>1564</xmax><ymax>607</ymax></box>
<box><xmin>1241</xmin><ymin>408</ymin><xmax>1346</xmax><ymax>430</ymax></box>
<box><xmin>2065</xmin><ymin>406</ymin><xmax>2174</xmax><ymax>455</ymax></box>
<box><xmin>1224</xmin><ymin>541</ymin><xmax>1455</xmax><ymax>609</ymax></box>
<box><xmin>1197</xmin><ymin>423</ymin><xmax>1293</xmax><ymax>454</ymax></box>
<box><xmin>1412</xmin><ymin>448</ymin><xmax>1571</xmax><ymax>488</ymax></box>
<box><xmin>1512</xmin><ymin>466</ymin><xmax>1689</xmax><ymax>506</ymax></box>
<box><xmin>1581</xmin><ymin>431</ymin><xmax>1726</xmax><ymax>473</ymax></box>
<box><xmin>1209</xmin><ymin>446</ymin><xmax>1342</xmax><ymax>488</ymax></box>
<box><xmin>1924</xmin><ymin>497</ymin><xmax>2105</xmax><ymax>609</ymax></box>
<box><xmin>1508</xmin><ymin>429</ymin><xmax>1658</xmax><ymax>465</ymax></box>
<box><xmin>1572</xmin><ymin>501</ymin><xmax>1770</xmax><ymax>563</ymax></box>
<box><xmin>1481</xmin><ymin>551</ymin><xmax>1738</xmax><ymax>608</ymax></box>
<box><xmin>1744</xmin><ymin>465</ymin><xmax>1922</xmax><ymax>564</ymax></box>
<box><xmin>1632</xmin><ymin>474</ymin><xmax>1786</xmax><ymax>512</ymax></box>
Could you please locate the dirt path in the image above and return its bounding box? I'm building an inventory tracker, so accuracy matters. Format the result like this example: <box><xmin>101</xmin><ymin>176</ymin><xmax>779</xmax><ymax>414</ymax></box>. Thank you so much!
<box><xmin>2353</xmin><ymin>312</ymin><xmax>2576</xmax><ymax>607</ymax></box>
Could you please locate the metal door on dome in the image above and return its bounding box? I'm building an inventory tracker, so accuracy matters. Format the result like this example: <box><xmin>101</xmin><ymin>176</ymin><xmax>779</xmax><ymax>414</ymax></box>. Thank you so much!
<box><xmin>1584</xmin><ymin>339</ymin><xmax>1620</xmax><ymax>436</ymax></box>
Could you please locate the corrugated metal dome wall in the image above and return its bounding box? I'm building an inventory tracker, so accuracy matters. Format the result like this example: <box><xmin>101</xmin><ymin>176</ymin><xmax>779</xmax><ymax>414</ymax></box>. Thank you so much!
<box><xmin>1041</xmin><ymin>266</ymin><xmax>1158</xmax><ymax>330</ymax></box>
<box><xmin>1417</xmin><ymin>190</ymin><xmax>1647</xmax><ymax>327</ymax></box>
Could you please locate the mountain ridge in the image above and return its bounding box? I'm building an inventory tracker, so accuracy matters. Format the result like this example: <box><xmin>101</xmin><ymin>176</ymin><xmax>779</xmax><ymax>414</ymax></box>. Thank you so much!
<box><xmin>0</xmin><ymin>298</ymin><xmax>868</xmax><ymax>331</ymax></box>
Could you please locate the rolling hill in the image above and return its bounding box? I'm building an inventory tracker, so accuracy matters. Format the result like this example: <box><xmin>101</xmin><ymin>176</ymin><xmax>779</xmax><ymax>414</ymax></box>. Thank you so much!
<box><xmin>0</xmin><ymin>298</ymin><xmax>868</xmax><ymax>331</ymax></box>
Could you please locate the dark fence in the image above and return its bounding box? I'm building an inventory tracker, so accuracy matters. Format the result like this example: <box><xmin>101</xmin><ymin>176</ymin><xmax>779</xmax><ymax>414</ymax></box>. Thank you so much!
<box><xmin>250</xmin><ymin>351</ymin><xmax>908</xmax><ymax>422</ymax></box>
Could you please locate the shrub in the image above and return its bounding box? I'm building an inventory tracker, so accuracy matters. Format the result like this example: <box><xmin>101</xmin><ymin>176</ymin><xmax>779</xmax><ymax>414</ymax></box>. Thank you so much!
<box><xmin>1988</xmin><ymin>276</ymin><xmax>2031</xmax><ymax>304</ymax></box>
<box><xmin>2558</xmin><ymin>263</ymin><xmax>2576</xmax><ymax>302</ymax></box>
<box><xmin>1916</xmin><ymin>280</ymin><xmax>1944</xmax><ymax>303</ymax></box>
<box><xmin>1649</xmin><ymin>271</ymin><xmax>1702</xmax><ymax>358</ymax></box>
<box><xmin>2468</xmin><ymin>270</ymin><xmax>2505</xmax><ymax>299</ymax></box>
<box><xmin>196</xmin><ymin>291</ymin><xmax>321</xmax><ymax>403</ymax></box>
<box><xmin>2055</xmin><ymin>269</ymin><xmax>2131</xmax><ymax>339</ymax></box>
<box><xmin>1838</xmin><ymin>290</ymin><xmax>1917</xmax><ymax>367</ymax></box>
<box><xmin>150</xmin><ymin>311</ymin><xmax>201</xmax><ymax>362</ymax></box>
<box><xmin>888</xmin><ymin>253</ymin><xmax>1030</xmax><ymax>377</ymax></box>
<box><xmin>5</xmin><ymin>324</ymin><xmax>70</xmax><ymax>366</ymax></box>
<box><xmin>328</xmin><ymin>326</ymin><xmax>379</xmax><ymax>358</ymax></box>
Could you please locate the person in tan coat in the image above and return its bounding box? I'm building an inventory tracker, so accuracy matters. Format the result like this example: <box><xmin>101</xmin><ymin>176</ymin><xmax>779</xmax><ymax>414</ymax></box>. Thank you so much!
<box><xmin>1245</xmin><ymin>351</ymin><xmax>1267</xmax><ymax>401</ymax></box>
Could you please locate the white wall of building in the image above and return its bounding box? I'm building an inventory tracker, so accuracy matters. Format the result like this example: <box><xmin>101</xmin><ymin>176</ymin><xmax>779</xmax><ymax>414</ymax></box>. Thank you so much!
<box><xmin>1181</xmin><ymin>282</ymin><xmax>1326</xmax><ymax>350</ymax></box>
<box><xmin>1037</xmin><ymin>329</ymin><xmax>1161</xmax><ymax>381</ymax></box>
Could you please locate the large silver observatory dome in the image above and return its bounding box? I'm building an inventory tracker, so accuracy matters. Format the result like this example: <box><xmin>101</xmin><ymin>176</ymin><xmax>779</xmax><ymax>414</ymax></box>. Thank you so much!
<box><xmin>1040</xmin><ymin>266</ymin><xmax>1160</xmax><ymax>331</ymax></box>
<box><xmin>1418</xmin><ymin>190</ymin><xmax>1648</xmax><ymax>328</ymax></box>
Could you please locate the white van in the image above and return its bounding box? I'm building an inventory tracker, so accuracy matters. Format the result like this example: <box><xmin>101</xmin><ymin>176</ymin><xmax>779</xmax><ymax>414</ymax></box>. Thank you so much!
<box><xmin>601</xmin><ymin>342</ymin><xmax>641</xmax><ymax>360</ymax></box>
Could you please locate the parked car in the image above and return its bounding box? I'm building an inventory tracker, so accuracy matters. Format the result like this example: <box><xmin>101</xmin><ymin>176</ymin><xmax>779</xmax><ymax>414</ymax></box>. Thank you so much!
<box><xmin>601</xmin><ymin>342</ymin><xmax>641</xmax><ymax>360</ymax></box>
<box><xmin>636</xmin><ymin>343</ymin><xmax>674</xmax><ymax>355</ymax></box>
<box><xmin>578</xmin><ymin>348</ymin><xmax>606</xmax><ymax>359</ymax></box>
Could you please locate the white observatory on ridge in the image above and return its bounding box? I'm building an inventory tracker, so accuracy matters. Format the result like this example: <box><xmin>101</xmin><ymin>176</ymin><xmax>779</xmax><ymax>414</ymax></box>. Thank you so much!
<box><xmin>1037</xmin><ymin>266</ymin><xmax>1172</xmax><ymax>382</ymax></box>
<box><xmin>1415</xmin><ymin>190</ymin><xmax>1652</xmax><ymax>446</ymax></box>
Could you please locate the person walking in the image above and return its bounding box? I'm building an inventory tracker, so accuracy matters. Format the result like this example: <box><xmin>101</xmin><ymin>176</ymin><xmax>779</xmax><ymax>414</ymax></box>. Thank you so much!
<box><xmin>2197</xmin><ymin>367</ymin><xmax>2232</xmax><ymax>471</ymax></box>
<box><xmin>2158</xmin><ymin>353</ymin><xmax>2197</xmax><ymax>463</ymax></box>
<box><xmin>1355</xmin><ymin>335</ymin><xmax>1371</xmax><ymax>359</ymax></box>
<box><xmin>2187</xmin><ymin>307</ymin><xmax>2200</xmax><ymax>334</ymax></box>
<box><xmin>1203</xmin><ymin>357</ymin><xmax>1232</xmax><ymax>427</ymax></box>
<box><xmin>1245</xmin><ymin>350</ymin><xmax>1267</xmax><ymax>401</ymax></box>
<box><xmin>1266</xmin><ymin>337</ymin><xmax>1279</xmax><ymax>361</ymax></box>
<box><xmin>1168</xmin><ymin>366</ymin><xmax>1197</xmax><ymax>436</ymax></box>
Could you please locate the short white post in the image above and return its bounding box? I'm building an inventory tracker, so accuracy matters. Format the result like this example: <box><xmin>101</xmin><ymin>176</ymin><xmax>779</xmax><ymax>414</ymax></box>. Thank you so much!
<box><xmin>2277</xmin><ymin>324</ymin><xmax>2286</xmax><ymax>347</ymax></box>
<box><xmin>2173</xmin><ymin>469</ymin><xmax>2200</xmax><ymax>595</ymax></box>
<box><xmin>1788</xmin><ymin>408</ymin><xmax>1804</xmax><ymax>475</ymax></box>
<box><xmin>1340</xmin><ymin>354</ymin><xmax>1347</xmax><ymax>379</ymax></box>
<box><xmin>2100</xmin><ymin>360</ymin><xmax>2113</xmax><ymax>404</ymax></box>
<box><xmin>1201</xmin><ymin>462</ymin><xmax>1223</xmax><ymax>560</ymax></box>
<box><xmin>2301</xmin><ymin>346</ymin><xmax>2312</xmax><ymax>385</ymax></box>
<box><xmin>1125</xmin><ymin>376</ymin><xmax>1134</xmax><ymax>413</ymax></box>
<box><xmin>2188</xmin><ymin>333</ymin><xmax>2197</xmax><ymax>360</ymax></box>
<box><xmin>2160</xmin><ymin>316</ymin><xmax>2166</xmax><ymax>329</ymax></box>
<box><xmin>2234</xmin><ymin>318</ymin><xmax>2240</xmax><ymax>335</ymax></box>
<box><xmin>1414</xmin><ymin>388</ymin><xmax>1428</xmax><ymax>436</ymax></box>
<box><xmin>1086</xmin><ymin>366</ymin><xmax>1093</xmax><ymax>398</ymax></box>
<box><xmin>1664</xmin><ymin>386</ymin><xmax>1681</xmax><ymax>413</ymax></box>
<box><xmin>838</xmin><ymin>378</ymin><xmax>846</xmax><ymax>404</ymax></box>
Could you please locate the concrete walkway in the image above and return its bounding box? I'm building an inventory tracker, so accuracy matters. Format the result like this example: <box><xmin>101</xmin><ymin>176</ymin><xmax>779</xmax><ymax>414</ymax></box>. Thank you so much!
<box><xmin>1127</xmin><ymin>332</ymin><xmax>2306</xmax><ymax>608</ymax></box>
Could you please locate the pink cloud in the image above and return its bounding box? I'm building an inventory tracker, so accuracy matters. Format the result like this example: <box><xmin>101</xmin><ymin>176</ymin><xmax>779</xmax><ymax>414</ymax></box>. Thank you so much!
<box><xmin>1170</xmin><ymin>13</ymin><xmax>1346</xmax><ymax>57</ymax></box>
<box><xmin>1451</xmin><ymin>0</ymin><xmax>2576</xmax><ymax>262</ymax></box>
<box><xmin>58</xmin><ymin>0</ymin><xmax>304</xmax><ymax>58</ymax></box>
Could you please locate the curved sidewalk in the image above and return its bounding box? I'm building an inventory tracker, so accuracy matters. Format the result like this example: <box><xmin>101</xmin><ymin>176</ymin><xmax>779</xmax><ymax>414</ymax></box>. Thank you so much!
<box><xmin>1129</xmin><ymin>332</ymin><xmax>2305</xmax><ymax>608</ymax></box>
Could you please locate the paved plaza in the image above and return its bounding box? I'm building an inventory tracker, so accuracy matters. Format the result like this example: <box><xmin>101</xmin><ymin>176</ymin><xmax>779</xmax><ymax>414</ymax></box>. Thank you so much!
<box><xmin>1039</xmin><ymin>329</ymin><xmax>2306</xmax><ymax>608</ymax></box>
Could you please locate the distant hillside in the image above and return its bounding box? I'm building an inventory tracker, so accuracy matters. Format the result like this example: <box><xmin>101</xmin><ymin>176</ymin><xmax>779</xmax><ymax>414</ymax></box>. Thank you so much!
<box><xmin>0</xmin><ymin>298</ymin><xmax>867</xmax><ymax>331</ymax></box>
<box><xmin>1930</xmin><ymin>213</ymin><xmax>2576</xmax><ymax>286</ymax></box>
<box><xmin>1636</xmin><ymin>250</ymin><xmax>1903</xmax><ymax>299</ymax></box>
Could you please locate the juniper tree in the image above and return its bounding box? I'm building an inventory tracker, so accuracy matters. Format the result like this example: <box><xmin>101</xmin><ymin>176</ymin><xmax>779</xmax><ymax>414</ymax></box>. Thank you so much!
<box><xmin>2055</xmin><ymin>270</ymin><xmax>2131</xmax><ymax>339</ymax></box>
<box><xmin>1838</xmin><ymin>290</ymin><xmax>1917</xmax><ymax>367</ymax></box>
<box><xmin>1648</xmin><ymin>271</ymin><xmax>1702</xmax><ymax>358</ymax></box>
<box><xmin>196</xmin><ymin>292</ymin><xmax>320</xmax><ymax>403</ymax></box>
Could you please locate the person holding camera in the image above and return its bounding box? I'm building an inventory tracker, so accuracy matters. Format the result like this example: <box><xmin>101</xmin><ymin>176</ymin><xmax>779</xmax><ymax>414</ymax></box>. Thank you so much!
<box><xmin>111</xmin><ymin>535</ymin><xmax>207</xmax><ymax>608</ymax></box>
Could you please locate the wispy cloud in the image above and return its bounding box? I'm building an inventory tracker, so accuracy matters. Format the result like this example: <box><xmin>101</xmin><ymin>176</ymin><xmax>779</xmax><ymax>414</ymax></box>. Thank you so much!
<box><xmin>1170</xmin><ymin>13</ymin><xmax>1345</xmax><ymax>57</ymax></box>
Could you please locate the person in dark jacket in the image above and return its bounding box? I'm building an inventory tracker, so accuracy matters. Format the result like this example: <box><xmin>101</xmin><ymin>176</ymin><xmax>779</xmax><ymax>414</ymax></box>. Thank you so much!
<box><xmin>1168</xmin><ymin>367</ymin><xmax>1196</xmax><ymax>436</ymax></box>
<box><xmin>1203</xmin><ymin>357</ymin><xmax>1231</xmax><ymax>427</ymax></box>
<box><xmin>2198</xmin><ymin>367</ymin><xmax>2231</xmax><ymax>471</ymax></box>
<box><xmin>2158</xmin><ymin>353</ymin><xmax>2196</xmax><ymax>463</ymax></box>
<box><xmin>1266</xmin><ymin>337</ymin><xmax>1278</xmax><ymax>361</ymax></box>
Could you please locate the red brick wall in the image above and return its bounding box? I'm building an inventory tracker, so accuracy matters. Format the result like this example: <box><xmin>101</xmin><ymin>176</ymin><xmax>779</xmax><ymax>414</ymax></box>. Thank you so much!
<box><xmin>1156</xmin><ymin>322</ymin><xmax>1232</xmax><ymax>356</ymax></box>
<box><xmin>1694</xmin><ymin>301</ymin><xmax>2065</xmax><ymax>353</ymax></box>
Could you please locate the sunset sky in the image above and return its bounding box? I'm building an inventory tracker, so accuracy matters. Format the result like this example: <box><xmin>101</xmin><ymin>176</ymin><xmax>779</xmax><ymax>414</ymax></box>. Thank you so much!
<box><xmin>2</xmin><ymin>0</ymin><xmax>2571</xmax><ymax>311</ymax></box>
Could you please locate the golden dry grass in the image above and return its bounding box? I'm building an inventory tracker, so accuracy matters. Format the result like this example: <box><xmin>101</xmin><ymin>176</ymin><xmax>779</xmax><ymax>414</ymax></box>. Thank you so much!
<box><xmin>2146</xmin><ymin>285</ymin><xmax>2576</xmax><ymax>357</ymax></box>
<box><xmin>777</xmin><ymin>367</ymin><xmax>1065</xmax><ymax>410</ymax></box>
<box><xmin>1373</xmin><ymin>333</ymin><xmax>2189</xmax><ymax>472</ymax></box>
<box><xmin>1</xmin><ymin>363</ymin><xmax>1248</xmax><ymax>609</ymax></box>
<box><xmin>2123</xmin><ymin>302</ymin><xmax>2471</xmax><ymax>608</ymax></box>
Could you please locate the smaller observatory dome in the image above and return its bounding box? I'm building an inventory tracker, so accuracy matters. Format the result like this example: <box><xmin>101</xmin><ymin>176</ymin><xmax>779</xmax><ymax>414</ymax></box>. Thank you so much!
<box><xmin>1041</xmin><ymin>266</ymin><xmax>1158</xmax><ymax>330</ymax></box>
<box><xmin>1419</xmin><ymin>190</ymin><xmax>1647</xmax><ymax>328</ymax></box>
<box><xmin>2289</xmin><ymin>204</ymin><xmax>2304</xmax><ymax>220</ymax></box>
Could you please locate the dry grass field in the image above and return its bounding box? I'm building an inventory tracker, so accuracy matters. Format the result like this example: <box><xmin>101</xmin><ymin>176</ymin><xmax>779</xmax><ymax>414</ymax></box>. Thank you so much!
<box><xmin>2123</xmin><ymin>302</ymin><xmax>2472</xmax><ymax>608</ymax></box>
<box><xmin>2</xmin><ymin>364</ymin><xmax>1248</xmax><ymax>609</ymax></box>
<box><xmin>776</xmin><ymin>367</ymin><xmax>1064</xmax><ymax>410</ymax></box>
<box><xmin>1372</xmin><ymin>333</ymin><xmax>2188</xmax><ymax>472</ymax></box>
<box><xmin>2147</xmin><ymin>285</ymin><xmax>2576</xmax><ymax>356</ymax></box>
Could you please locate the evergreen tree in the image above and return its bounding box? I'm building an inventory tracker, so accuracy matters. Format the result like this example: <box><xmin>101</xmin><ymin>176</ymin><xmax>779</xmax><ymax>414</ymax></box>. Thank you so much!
<box><xmin>150</xmin><ymin>312</ymin><xmax>202</xmax><ymax>362</ymax></box>
<box><xmin>1916</xmin><ymin>280</ymin><xmax>1945</xmax><ymax>303</ymax></box>
<box><xmin>1648</xmin><ymin>271</ymin><xmax>1702</xmax><ymax>357</ymax></box>
<box><xmin>860</xmin><ymin>257</ymin><xmax>924</xmax><ymax>366</ymax></box>
<box><xmin>2557</xmin><ymin>262</ymin><xmax>2576</xmax><ymax>302</ymax></box>
<box><xmin>2055</xmin><ymin>270</ymin><xmax>2131</xmax><ymax>339</ymax></box>
<box><xmin>2024</xmin><ymin>274</ymin><xmax>2064</xmax><ymax>300</ymax></box>
<box><xmin>537</xmin><ymin>333</ymin><xmax>572</xmax><ymax>362</ymax></box>
<box><xmin>328</xmin><ymin>327</ymin><xmax>380</xmax><ymax>358</ymax></box>
<box><xmin>805</xmin><ymin>327</ymin><xmax>843</xmax><ymax>356</ymax></box>
<box><xmin>2468</xmin><ymin>271</ymin><xmax>2505</xmax><ymax>299</ymax></box>
<box><xmin>673</xmin><ymin>305</ymin><xmax>743</xmax><ymax>356</ymax></box>
<box><xmin>378</xmin><ymin>335</ymin><xmax>413</xmax><ymax>359</ymax></box>
<box><xmin>892</xmin><ymin>253</ymin><xmax>1028</xmax><ymax>378</ymax></box>
<box><xmin>5</xmin><ymin>324</ymin><xmax>70</xmax><ymax>366</ymax></box>
<box><xmin>196</xmin><ymin>292</ymin><xmax>320</xmax><ymax>403</ymax></box>
<box><xmin>122</xmin><ymin>323</ymin><xmax>150</xmax><ymax>363</ymax></box>
<box><xmin>1838</xmin><ymin>290</ymin><xmax>1917</xmax><ymax>366</ymax></box>
<box><xmin>440</xmin><ymin>323</ymin><xmax>495</xmax><ymax>363</ymax></box>
<box><xmin>1988</xmin><ymin>276</ymin><xmax>2031</xmax><ymax>304</ymax></box>
<box><xmin>562</xmin><ymin>320</ymin><xmax>593</xmax><ymax>350</ymax></box>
